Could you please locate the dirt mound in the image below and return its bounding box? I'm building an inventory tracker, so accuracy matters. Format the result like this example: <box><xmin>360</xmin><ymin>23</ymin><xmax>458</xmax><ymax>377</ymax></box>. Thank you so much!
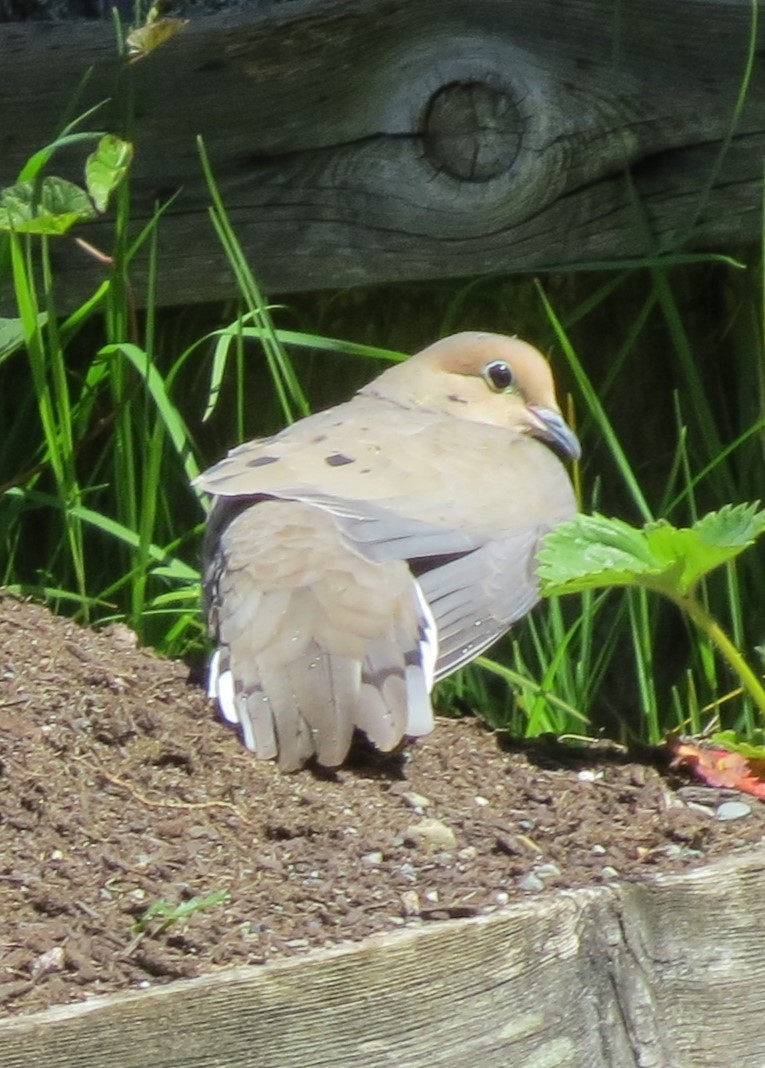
<box><xmin>2</xmin><ymin>594</ymin><xmax>763</xmax><ymax>1017</ymax></box>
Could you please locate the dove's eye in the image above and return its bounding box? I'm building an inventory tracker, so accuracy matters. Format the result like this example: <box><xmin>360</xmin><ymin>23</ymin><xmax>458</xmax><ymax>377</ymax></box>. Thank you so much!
<box><xmin>482</xmin><ymin>360</ymin><xmax>517</xmax><ymax>393</ymax></box>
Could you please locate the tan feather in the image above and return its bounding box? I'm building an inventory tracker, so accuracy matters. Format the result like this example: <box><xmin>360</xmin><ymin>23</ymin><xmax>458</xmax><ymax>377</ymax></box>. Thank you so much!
<box><xmin>198</xmin><ymin>331</ymin><xmax>579</xmax><ymax>770</ymax></box>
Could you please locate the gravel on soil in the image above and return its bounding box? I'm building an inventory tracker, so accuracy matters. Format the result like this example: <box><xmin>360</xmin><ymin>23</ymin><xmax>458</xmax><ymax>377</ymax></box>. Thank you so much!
<box><xmin>2</xmin><ymin>594</ymin><xmax>763</xmax><ymax>1017</ymax></box>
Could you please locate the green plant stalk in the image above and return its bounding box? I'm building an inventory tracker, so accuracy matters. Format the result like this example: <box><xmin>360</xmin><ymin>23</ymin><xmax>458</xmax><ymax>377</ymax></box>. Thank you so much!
<box><xmin>477</xmin><ymin>655</ymin><xmax>590</xmax><ymax>729</ymax></box>
<box><xmin>685</xmin><ymin>670</ymin><xmax>702</xmax><ymax>735</ymax></box>
<box><xmin>10</xmin><ymin>233</ymin><xmax>88</xmax><ymax>607</ymax></box>
<box><xmin>670</xmin><ymin>589</ymin><xmax>765</xmax><ymax>720</ymax></box>
<box><xmin>680</xmin><ymin>0</ymin><xmax>758</xmax><ymax>243</ymax></box>
<box><xmin>536</xmin><ymin>282</ymin><xmax>654</xmax><ymax>523</ymax></box>
<box><xmin>105</xmin><ymin>172</ymin><xmax>138</xmax><ymax>607</ymax></box>
<box><xmin>41</xmin><ymin>235</ymin><xmax>88</xmax><ymax>606</ymax></box>
<box><xmin>197</xmin><ymin>136</ymin><xmax>309</xmax><ymax>425</ymax></box>
<box><xmin>130</xmin><ymin>220</ymin><xmax>161</xmax><ymax>632</ymax></box>
<box><xmin>650</xmin><ymin>268</ymin><xmax>730</xmax><ymax>494</ymax></box>
<box><xmin>724</xmin><ymin>559</ymin><xmax>756</xmax><ymax>733</ymax></box>
<box><xmin>628</xmin><ymin>588</ymin><xmax>661</xmax><ymax>743</ymax></box>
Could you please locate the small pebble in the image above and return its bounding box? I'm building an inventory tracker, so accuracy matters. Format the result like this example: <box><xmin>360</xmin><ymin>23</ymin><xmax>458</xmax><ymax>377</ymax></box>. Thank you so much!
<box><xmin>400</xmin><ymin>890</ymin><xmax>421</xmax><ymax>917</ymax></box>
<box><xmin>517</xmin><ymin>873</ymin><xmax>545</xmax><ymax>893</ymax></box>
<box><xmin>493</xmin><ymin>891</ymin><xmax>510</xmax><ymax>906</ymax></box>
<box><xmin>600</xmin><ymin>866</ymin><xmax>620</xmax><ymax>880</ymax></box>
<box><xmin>361</xmin><ymin>851</ymin><xmax>384</xmax><ymax>867</ymax></box>
<box><xmin>30</xmin><ymin>946</ymin><xmax>66</xmax><ymax>981</ymax></box>
<box><xmin>403</xmin><ymin>818</ymin><xmax>458</xmax><ymax>852</ymax></box>
<box><xmin>591</xmin><ymin>844</ymin><xmax>607</xmax><ymax>855</ymax></box>
<box><xmin>473</xmin><ymin>795</ymin><xmax>490</xmax><ymax>807</ymax></box>
<box><xmin>401</xmin><ymin>791</ymin><xmax>432</xmax><ymax>811</ymax></box>
<box><xmin>242</xmin><ymin>921</ymin><xmax>266</xmax><ymax>936</ymax></box>
<box><xmin>577</xmin><ymin>769</ymin><xmax>603</xmax><ymax>782</ymax></box>
<box><xmin>458</xmin><ymin>846</ymin><xmax>479</xmax><ymax>861</ymax></box>
<box><xmin>534</xmin><ymin>863</ymin><xmax>561</xmax><ymax>879</ymax></box>
<box><xmin>715</xmin><ymin>800</ymin><xmax>752</xmax><ymax>821</ymax></box>
<box><xmin>104</xmin><ymin>622</ymin><xmax>139</xmax><ymax>650</ymax></box>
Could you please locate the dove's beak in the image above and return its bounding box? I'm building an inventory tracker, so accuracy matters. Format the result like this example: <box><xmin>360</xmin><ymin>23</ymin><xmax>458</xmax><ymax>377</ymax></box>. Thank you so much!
<box><xmin>527</xmin><ymin>405</ymin><xmax>581</xmax><ymax>462</ymax></box>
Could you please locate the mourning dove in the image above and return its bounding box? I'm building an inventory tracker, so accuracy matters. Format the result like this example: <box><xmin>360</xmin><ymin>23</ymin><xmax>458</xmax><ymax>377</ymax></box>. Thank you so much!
<box><xmin>196</xmin><ymin>331</ymin><xmax>579</xmax><ymax>771</ymax></box>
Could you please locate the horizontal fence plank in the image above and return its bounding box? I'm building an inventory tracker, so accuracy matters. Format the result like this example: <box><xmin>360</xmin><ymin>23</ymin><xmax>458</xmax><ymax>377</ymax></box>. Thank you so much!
<box><xmin>0</xmin><ymin>0</ymin><xmax>762</xmax><ymax>308</ymax></box>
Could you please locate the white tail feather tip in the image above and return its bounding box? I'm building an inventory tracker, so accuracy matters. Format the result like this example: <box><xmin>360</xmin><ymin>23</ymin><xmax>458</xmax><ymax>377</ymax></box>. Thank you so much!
<box><xmin>413</xmin><ymin>579</ymin><xmax>439</xmax><ymax>692</ymax></box>
<box><xmin>206</xmin><ymin>648</ymin><xmax>221</xmax><ymax>699</ymax></box>
<box><xmin>208</xmin><ymin>652</ymin><xmax>239</xmax><ymax>725</ymax></box>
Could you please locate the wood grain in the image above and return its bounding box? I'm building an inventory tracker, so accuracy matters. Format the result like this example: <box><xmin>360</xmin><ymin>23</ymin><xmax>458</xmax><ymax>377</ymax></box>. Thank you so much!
<box><xmin>1</xmin><ymin>847</ymin><xmax>764</xmax><ymax>1068</ymax></box>
<box><xmin>0</xmin><ymin>0</ymin><xmax>762</xmax><ymax>307</ymax></box>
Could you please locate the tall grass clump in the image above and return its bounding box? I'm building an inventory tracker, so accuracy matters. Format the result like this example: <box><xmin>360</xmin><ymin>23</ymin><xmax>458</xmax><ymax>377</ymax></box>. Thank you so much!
<box><xmin>0</xmin><ymin>120</ymin><xmax>205</xmax><ymax>654</ymax></box>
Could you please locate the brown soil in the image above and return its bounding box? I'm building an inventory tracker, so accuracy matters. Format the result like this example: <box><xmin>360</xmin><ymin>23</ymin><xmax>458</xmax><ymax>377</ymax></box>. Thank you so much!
<box><xmin>2</xmin><ymin>594</ymin><xmax>764</xmax><ymax>1019</ymax></box>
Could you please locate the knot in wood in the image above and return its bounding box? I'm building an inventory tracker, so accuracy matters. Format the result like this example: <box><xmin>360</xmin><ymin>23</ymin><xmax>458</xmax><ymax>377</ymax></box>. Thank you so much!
<box><xmin>423</xmin><ymin>81</ymin><xmax>522</xmax><ymax>181</ymax></box>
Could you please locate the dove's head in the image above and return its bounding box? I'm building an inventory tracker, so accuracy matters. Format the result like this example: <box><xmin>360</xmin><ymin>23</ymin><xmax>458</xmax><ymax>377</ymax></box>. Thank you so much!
<box><xmin>363</xmin><ymin>331</ymin><xmax>580</xmax><ymax>460</ymax></box>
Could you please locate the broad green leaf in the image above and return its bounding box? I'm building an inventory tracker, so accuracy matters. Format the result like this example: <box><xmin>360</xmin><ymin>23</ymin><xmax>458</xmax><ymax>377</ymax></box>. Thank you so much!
<box><xmin>539</xmin><ymin>504</ymin><xmax>765</xmax><ymax>599</ymax></box>
<box><xmin>711</xmin><ymin>730</ymin><xmax>765</xmax><ymax>760</ymax></box>
<box><xmin>0</xmin><ymin>177</ymin><xmax>96</xmax><ymax>235</ymax></box>
<box><xmin>85</xmin><ymin>135</ymin><xmax>133</xmax><ymax>213</ymax></box>
<box><xmin>693</xmin><ymin>502</ymin><xmax>765</xmax><ymax>547</ymax></box>
<box><xmin>537</xmin><ymin>513</ymin><xmax>666</xmax><ymax>595</ymax></box>
<box><xmin>644</xmin><ymin>504</ymin><xmax>765</xmax><ymax>592</ymax></box>
<box><xmin>0</xmin><ymin>314</ymin><xmax>46</xmax><ymax>363</ymax></box>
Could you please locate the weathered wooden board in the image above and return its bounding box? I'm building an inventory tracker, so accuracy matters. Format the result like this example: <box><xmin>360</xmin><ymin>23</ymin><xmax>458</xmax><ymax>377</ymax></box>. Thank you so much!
<box><xmin>1</xmin><ymin>847</ymin><xmax>764</xmax><ymax>1068</ymax></box>
<box><xmin>0</xmin><ymin>0</ymin><xmax>762</xmax><ymax>308</ymax></box>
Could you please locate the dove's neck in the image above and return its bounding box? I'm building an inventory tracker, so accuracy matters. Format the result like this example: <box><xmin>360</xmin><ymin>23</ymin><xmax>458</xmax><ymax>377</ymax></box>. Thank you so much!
<box><xmin>358</xmin><ymin>363</ymin><xmax>447</xmax><ymax>413</ymax></box>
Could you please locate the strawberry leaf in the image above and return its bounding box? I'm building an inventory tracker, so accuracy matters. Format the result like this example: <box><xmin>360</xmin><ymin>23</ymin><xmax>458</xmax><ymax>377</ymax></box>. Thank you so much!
<box><xmin>710</xmin><ymin>729</ymin><xmax>765</xmax><ymax>761</ymax></box>
<box><xmin>0</xmin><ymin>177</ymin><xmax>97</xmax><ymax>235</ymax></box>
<box><xmin>539</xmin><ymin>504</ymin><xmax>765</xmax><ymax>599</ymax></box>
<box><xmin>85</xmin><ymin>135</ymin><xmax>133</xmax><ymax>213</ymax></box>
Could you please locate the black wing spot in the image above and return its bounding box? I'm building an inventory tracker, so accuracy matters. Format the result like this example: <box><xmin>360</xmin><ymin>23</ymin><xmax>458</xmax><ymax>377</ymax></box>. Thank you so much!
<box><xmin>247</xmin><ymin>455</ymin><xmax>280</xmax><ymax>468</ymax></box>
<box><xmin>325</xmin><ymin>453</ymin><xmax>355</xmax><ymax>467</ymax></box>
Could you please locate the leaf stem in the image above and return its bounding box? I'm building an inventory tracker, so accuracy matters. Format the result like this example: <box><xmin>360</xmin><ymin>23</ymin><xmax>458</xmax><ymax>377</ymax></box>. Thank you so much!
<box><xmin>672</xmin><ymin>591</ymin><xmax>765</xmax><ymax>719</ymax></box>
